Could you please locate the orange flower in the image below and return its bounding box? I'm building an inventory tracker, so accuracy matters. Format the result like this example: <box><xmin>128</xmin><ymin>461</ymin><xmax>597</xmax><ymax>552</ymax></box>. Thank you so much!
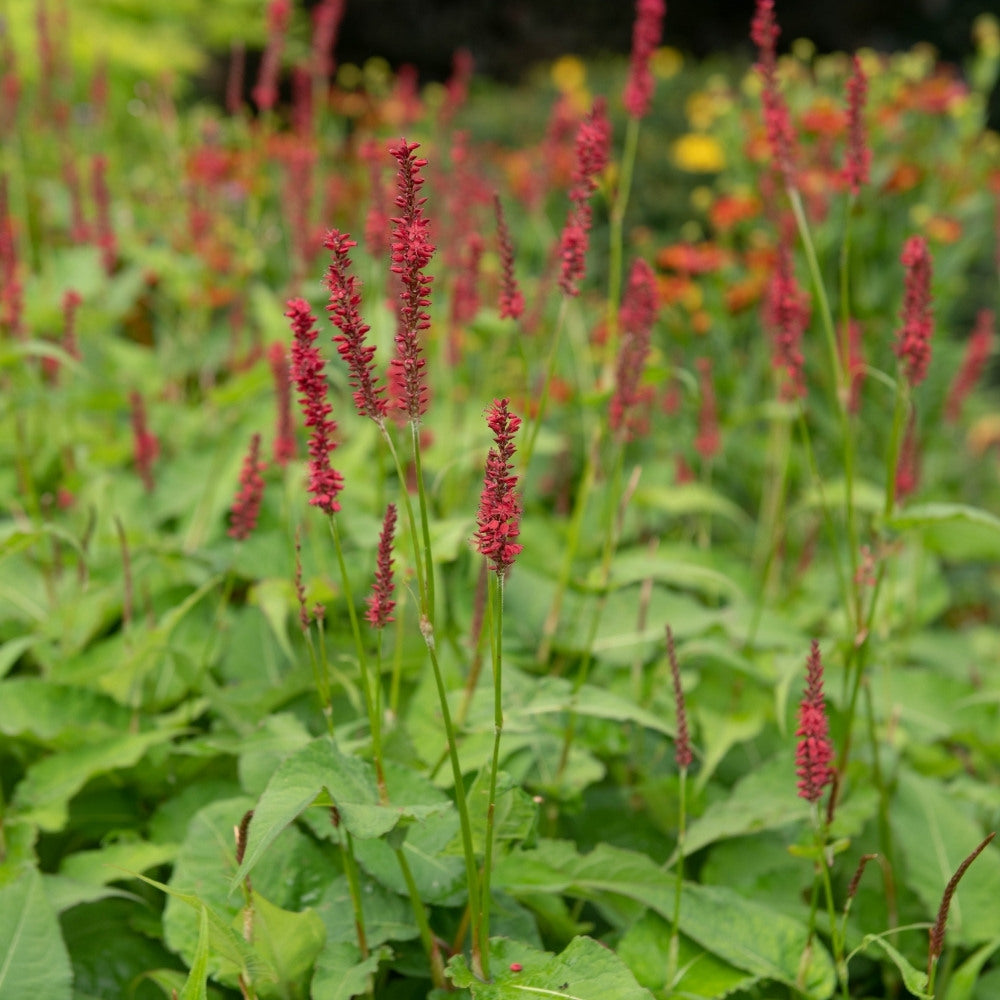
<box><xmin>656</xmin><ymin>241</ymin><xmax>727</xmax><ymax>274</ymax></box>
<box><xmin>709</xmin><ymin>192</ymin><xmax>762</xmax><ymax>231</ymax></box>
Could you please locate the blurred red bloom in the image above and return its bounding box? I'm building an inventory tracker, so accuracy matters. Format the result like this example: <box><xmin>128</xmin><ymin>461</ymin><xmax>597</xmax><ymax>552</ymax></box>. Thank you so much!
<box><xmin>894</xmin><ymin>235</ymin><xmax>933</xmax><ymax>388</ymax></box>
<box><xmin>229</xmin><ymin>433</ymin><xmax>267</xmax><ymax>541</ymax></box>
<box><xmin>945</xmin><ymin>310</ymin><xmax>994</xmax><ymax>423</ymax></box>
<box><xmin>623</xmin><ymin>0</ymin><xmax>666</xmax><ymax>120</ymax></box>
<box><xmin>796</xmin><ymin>641</ymin><xmax>834</xmax><ymax>803</ymax></box>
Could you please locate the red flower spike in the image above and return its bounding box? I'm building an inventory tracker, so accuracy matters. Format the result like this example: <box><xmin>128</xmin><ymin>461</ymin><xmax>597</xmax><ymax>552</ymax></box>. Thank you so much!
<box><xmin>286</xmin><ymin>297</ymin><xmax>344</xmax><ymax>515</ymax></box>
<box><xmin>623</xmin><ymin>0</ymin><xmax>666</xmax><ymax>121</ymax></box>
<box><xmin>310</xmin><ymin>0</ymin><xmax>346</xmax><ymax>82</ymax></box>
<box><xmin>494</xmin><ymin>194</ymin><xmax>524</xmax><ymax>320</ymax></box>
<box><xmin>751</xmin><ymin>0</ymin><xmax>797</xmax><ymax>187</ymax></box>
<box><xmin>796</xmin><ymin>641</ymin><xmax>834</xmax><ymax>803</ymax></box>
<box><xmin>843</xmin><ymin>55</ymin><xmax>871</xmax><ymax>196</ymax></box>
<box><xmin>474</xmin><ymin>399</ymin><xmax>523</xmax><ymax>577</ymax></box>
<box><xmin>324</xmin><ymin>229</ymin><xmax>389</xmax><ymax>423</ymax></box>
<box><xmin>366</xmin><ymin>503</ymin><xmax>398</xmax><ymax>628</ymax></box>
<box><xmin>229</xmin><ymin>433</ymin><xmax>267</xmax><ymax>541</ymax></box>
<box><xmin>895</xmin><ymin>408</ymin><xmax>920</xmax><ymax>502</ymax></box>
<box><xmin>610</xmin><ymin>258</ymin><xmax>658</xmax><ymax>440</ymax></box>
<box><xmin>894</xmin><ymin>235</ymin><xmax>933</xmax><ymax>388</ymax></box>
<box><xmin>694</xmin><ymin>357</ymin><xmax>721</xmax><ymax>461</ymax></box>
<box><xmin>388</xmin><ymin>139</ymin><xmax>434</xmax><ymax>422</ymax></box>
<box><xmin>267</xmin><ymin>342</ymin><xmax>296</xmax><ymax>466</ymax></box>
<box><xmin>945</xmin><ymin>309</ymin><xmax>994</xmax><ymax>423</ymax></box>
<box><xmin>129</xmin><ymin>390</ymin><xmax>159</xmax><ymax>493</ymax></box>
<box><xmin>764</xmin><ymin>241</ymin><xmax>810</xmax><ymax>399</ymax></box>
<box><xmin>253</xmin><ymin>0</ymin><xmax>292</xmax><ymax>112</ymax></box>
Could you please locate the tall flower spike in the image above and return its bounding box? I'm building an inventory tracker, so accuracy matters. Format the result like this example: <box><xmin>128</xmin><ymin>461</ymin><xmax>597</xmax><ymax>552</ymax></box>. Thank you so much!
<box><xmin>494</xmin><ymin>194</ymin><xmax>524</xmax><ymax>320</ymax></box>
<box><xmin>894</xmin><ymin>235</ymin><xmax>933</xmax><ymax>388</ymax></box>
<box><xmin>796</xmin><ymin>640</ymin><xmax>834</xmax><ymax>803</ymax></box>
<box><xmin>366</xmin><ymin>503</ymin><xmax>398</xmax><ymax>628</ymax></box>
<box><xmin>268</xmin><ymin>342</ymin><xmax>296</xmax><ymax>466</ymax></box>
<box><xmin>129</xmin><ymin>390</ymin><xmax>159</xmax><ymax>493</ymax></box>
<box><xmin>765</xmin><ymin>240</ymin><xmax>810</xmax><ymax>399</ymax></box>
<box><xmin>666</xmin><ymin>625</ymin><xmax>692</xmax><ymax>769</ymax></box>
<box><xmin>751</xmin><ymin>0</ymin><xmax>797</xmax><ymax>187</ymax></box>
<box><xmin>229</xmin><ymin>433</ymin><xmax>267</xmax><ymax>540</ymax></box>
<box><xmin>610</xmin><ymin>258</ymin><xmax>658</xmax><ymax>440</ymax></box>
<box><xmin>843</xmin><ymin>54</ymin><xmax>870</xmax><ymax>196</ymax></box>
<box><xmin>287</xmin><ymin>297</ymin><xmax>344</xmax><ymax>514</ymax></box>
<box><xmin>694</xmin><ymin>357</ymin><xmax>721</xmax><ymax>461</ymax></box>
<box><xmin>473</xmin><ymin>399</ymin><xmax>523</xmax><ymax>577</ymax></box>
<box><xmin>945</xmin><ymin>309</ymin><xmax>994</xmax><ymax>423</ymax></box>
<box><xmin>388</xmin><ymin>139</ymin><xmax>434</xmax><ymax>421</ymax></box>
<box><xmin>623</xmin><ymin>0</ymin><xmax>666</xmax><ymax>120</ymax></box>
<box><xmin>324</xmin><ymin>229</ymin><xmax>388</xmax><ymax>423</ymax></box>
<box><xmin>253</xmin><ymin>0</ymin><xmax>291</xmax><ymax>112</ymax></box>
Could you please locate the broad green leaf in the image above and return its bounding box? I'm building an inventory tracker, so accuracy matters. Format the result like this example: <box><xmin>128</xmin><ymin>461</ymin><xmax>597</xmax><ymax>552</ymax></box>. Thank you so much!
<box><xmin>59</xmin><ymin>840</ymin><xmax>178</xmax><ymax>885</ymax></box>
<box><xmin>0</xmin><ymin>868</ymin><xmax>72</xmax><ymax>1000</ymax></box>
<box><xmin>238</xmin><ymin>890</ymin><xmax>326</xmax><ymax>999</ymax></box>
<box><xmin>891</xmin><ymin>770</ymin><xmax>1000</xmax><ymax>947</ymax></box>
<box><xmin>466</xmin><ymin>769</ymin><xmax>538</xmax><ymax>856</ymax></box>
<box><xmin>692</xmin><ymin>704</ymin><xmax>766</xmax><ymax>792</ymax></box>
<box><xmin>944</xmin><ymin>938</ymin><xmax>1000</xmax><ymax>1000</ymax></box>
<box><xmin>888</xmin><ymin>503</ymin><xmax>1000</xmax><ymax>560</ymax></box>
<box><xmin>618</xmin><ymin>910</ymin><xmax>758</xmax><ymax>998</ymax></box>
<box><xmin>231</xmin><ymin>738</ymin><xmax>448</xmax><ymax>889</ymax></box>
<box><xmin>11</xmin><ymin>728</ymin><xmax>180</xmax><ymax>831</ymax></box>
<box><xmin>492</xmin><ymin>841</ymin><xmax>835</xmax><ymax>997</ymax></box>
<box><xmin>668</xmin><ymin>755</ymin><xmax>807</xmax><ymax>864</ymax></box>
<box><xmin>311</xmin><ymin>942</ymin><xmax>392</xmax><ymax>1000</ymax></box>
<box><xmin>633</xmin><ymin>483</ymin><xmax>753</xmax><ymax>526</ymax></box>
<box><xmin>42</xmin><ymin>875</ymin><xmax>140</xmax><ymax>913</ymax></box>
<box><xmin>889</xmin><ymin>503</ymin><xmax>1000</xmax><ymax>534</ymax></box>
<box><xmin>315</xmin><ymin>874</ymin><xmax>416</xmax><ymax>948</ymax></box>
<box><xmin>447</xmin><ymin>935</ymin><xmax>655</xmax><ymax>999</ymax></box>
<box><xmin>853</xmin><ymin>935</ymin><xmax>931</xmax><ymax>999</ymax></box>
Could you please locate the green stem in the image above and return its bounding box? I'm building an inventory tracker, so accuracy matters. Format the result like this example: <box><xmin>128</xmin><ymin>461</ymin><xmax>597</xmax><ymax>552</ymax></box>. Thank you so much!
<box><xmin>521</xmin><ymin>296</ymin><xmax>569</xmax><ymax>473</ymax></box>
<box><xmin>479</xmin><ymin>571</ymin><xmax>505</xmax><ymax>972</ymax></box>
<box><xmin>394</xmin><ymin>845</ymin><xmax>446</xmax><ymax>989</ymax></box>
<box><xmin>667</xmin><ymin>765</ymin><xmax>688</xmax><ymax>988</ymax></box>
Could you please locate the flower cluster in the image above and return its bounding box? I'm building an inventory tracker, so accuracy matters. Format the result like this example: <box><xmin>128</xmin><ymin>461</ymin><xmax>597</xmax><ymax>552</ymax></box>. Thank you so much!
<box><xmin>751</xmin><ymin>0</ymin><xmax>797</xmax><ymax>186</ymax></box>
<box><xmin>796</xmin><ymin>641</ymin><xmax>834</xmax><ymax>803</ymax></box>
<box><xmin>252</xmin><ymin>0</ymin><xmax>291</xmax><ymax>112</ymax></box>
<box><xmin>623</xmin><ymin>0</ymin><xmax>666</xmax><ymax>120</ymax></box>
<box><xmin>494</xmin><ymin>194</ymin><xmax>524</xmax><ymax>320</ymax></box>
<box><xmin>473</xmin><ymin>398</ymin><xmax>523</xmax><ymax>577</ymax></box>
<box><xmin>229</xmin><ymin>433</ymin><xmax>267</xmax><ymax>541</ymax></box>
<box><xmin>388</xmin><ymin>139</ymin><xmax>434</xmax><ymax>421</ymax></box>
<box><xmin>268</xmin><ymin>342</ymin><xmax>297</xmax><ymax>466</ymax></box>
<box><xmin>610</xmin><ymin>258</ymin><xmax>658</xmax><ymax>439</ymax></box>
<box><xmin>945</xmin><ymin>309</ymin><xmax>994</xmax><ymax>422</ymax></box>
<box><xmin>666</xmin><ymin>625</ymin><xmax>693</xmax><ymax>769</ymax></box>
<box><xmin>558</xmin><ymin>99</ymin><xmax>612</xmax><ymax>296</ymax></box>
<box><xmin>894</xmin><ymin>234</ymin><xmax>933</xmax><ymax>388</ymax></box>
<box><xmin>694</xmin><ymin>357</ymin><xmax>721</xmax><ymax>461</ymax></box>
<box><xmin>324</xmin><ymin>228</ymin><xmax>388</xmax><ymax>423</ymax></box>
<box><xmin>843</xmin><ymin>54</ymin><xmax>870</xmax><ymax>196</ymax></box>
<box><xmin>129</xmin><ymin>390</ymin><xmax>159</xmax><ymax>493</ymax></box>
<box><xmin>366</xmin><ymin>503</ymin><xmax>398</xmax><ymax>628</ymax></box>
<box><xmin>765</xmin><ymin>241</ymin><xmax>810</xmax><ymax>399</ymax></box>
<box><xmin>287</xmin><ymin>297</ymin><xmax>343</xmax><ymax>514</ymax></box>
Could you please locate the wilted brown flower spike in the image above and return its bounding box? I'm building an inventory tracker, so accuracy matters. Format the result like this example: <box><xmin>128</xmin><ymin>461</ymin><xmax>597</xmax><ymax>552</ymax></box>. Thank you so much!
<box><xmin>666</xmin><ymin>625</ymin><xmax>692</xmax><ymax>769</ymax></box>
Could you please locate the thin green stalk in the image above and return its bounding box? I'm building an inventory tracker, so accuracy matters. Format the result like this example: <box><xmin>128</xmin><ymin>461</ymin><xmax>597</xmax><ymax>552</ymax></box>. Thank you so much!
<box><xmin>394</xmin><ymin>845</ymin><xmax>446</xmax><ymax>989</ymax></box>
<box><xmin>521</xmin><ymin>296</ymin><xmax>569</xmax><ymax>473</ymax></box>
<box><xmin>666</xmin><ymin>765</ymin><xmax>688</xmax><ymax>988</ymax></box>
<box><xmin>409</xmin><ymin>421</ymin><xmax>437</xmax><ymax>619</ymax></box>
<box><xmin>478</xmin><ymin>571</ymin><xmax>505</xmax><ymax>971</ymax></box>
<box><xmin>340</xmin><ymin>828</ymin><xmax>370</xmax><ymax>963</ymax></box>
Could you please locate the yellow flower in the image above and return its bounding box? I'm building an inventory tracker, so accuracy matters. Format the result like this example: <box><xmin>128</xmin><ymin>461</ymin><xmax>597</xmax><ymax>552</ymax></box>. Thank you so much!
<box><xmin>672</xmin><ymin>134</ymin><xmax>725</xmax><ymax>173</ymax></box>
<box><xmin>552</xmin><ymin>55</ymin><xmax>587</xmax><ymax>95</ymax></box>
<box><xmin>652</xmin><ymin>46</ymin><xmax>683</xmax><ymax>79</ymax></box>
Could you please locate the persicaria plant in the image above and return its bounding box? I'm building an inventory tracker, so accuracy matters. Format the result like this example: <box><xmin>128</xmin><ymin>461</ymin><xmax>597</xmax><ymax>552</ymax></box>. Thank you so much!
<box><xmin>1</xmin><ymin>2</ymin><xmax>999</xmax><ymax>999</ymax></box>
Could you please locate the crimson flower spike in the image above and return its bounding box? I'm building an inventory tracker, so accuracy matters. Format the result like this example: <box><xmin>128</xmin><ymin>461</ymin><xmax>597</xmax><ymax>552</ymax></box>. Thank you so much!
<box><xmin>267</xmin><ymin>342</ymin><xmax>297</xmax><ymax>466</ymax></box>
<box><xmin>286</xmin><ymin>297</ymin><xmax>344</xmax><ymax>514</ymax></box>
<box><xmin>765</xmin><ymin>240</ymin><xmax>809</xmax><ymax>400</ymax></box>
<box><xmin>473</xmin><ymin>399</ymin><xmax>523</xmax><ymax>578</ymax></box>
<box><xmin>623</xmin><ymin>0</ymin><xmax>666</xmax><ymax>121</ymax></box>
<box><xmin>945</xmin><ymin>309</ymin><xmax>994</xmax><ymax>423</ymax></box>
<box><xmin>494</xmin><ymin>194</ymin><xmax>524</xmax><ymax>321</ymax></box>
<box><xmin>229</xmin><ymin>433</ymin><xmax>267</xmax><ymax>541</ymax></box>
<box><xmin>843</xmin><ymin>54</ymin><xmax>871</xmax><ymax>196</ymax></box>
<box><xmin>610</xmin><ymin>258</ymin><xmax>658</xmax><ymax>440</ymax></box>
<box><xmin>388</xmin><ymin>138</ymin><xmax>434</xmax><ymax>422</ymax></box>
<box><xmin>129</xmin><ymin>390</ymin><xmax>159</xmax><ymax>493</ymax></box>
<box><xmin>894</xmin><ymin>235</ymin><xmax>933</xmax><ymax>389</ymax></box>
<box><xmin>324</xmin><ymin>229</ymin><xmax>389</xmax><ymax>423</ymax></box>
<box><xmin>796</xmin><ymin>640</ymin><xmax>834</xmax><ymax>804</ymax></box>
<box><xmin>366</xmin><ymin>503</ymin><xmax>398</xmax><ymax>628</ymax></box>
<box><xmin>751</xmin><ymin>0</ymin><xmax>797</xmax><ymax>188</ymax></box>
<box><xmin>666</xmin><ymin>625</ymin><xmax>692</xmax><ymax>769</ymax></box>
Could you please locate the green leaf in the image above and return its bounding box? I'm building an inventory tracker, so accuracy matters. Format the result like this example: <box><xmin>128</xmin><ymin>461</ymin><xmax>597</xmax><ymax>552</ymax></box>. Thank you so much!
<box><xmin>311</xmin><ymin>942</ymin><xmax>391</xmax><ymax>1000</ymax></box>
<box><xmin>633</xmin><ymin>483</ymin><xmax>753</xmax><ymax>526</ymax></box>
<box><xmin>59</xmin><ymin>840</ymin><xmax>178</xmax><ymax>885</ymax></box>
<box><xmin>0</xmin><ymin>678</ymin><xmax>134</xmax><ymax>743</ymax></box>
<box><xmin>669</xmin><ymin>755</ymin><xmax>807</xmax><ymax>864</ymax></box>
<box><xmin>0</xmin><ymin>868</ymin><xmax>72</xmax><ymax>1000</ymax></box>
<box><xmin>11</xmin><ymin>728</ymin><xmax>180</xmax><ymax>831</ymax></box>
<box><xmin>231</xmin><ymin>738</ymin><xmax>448</xmax><ymax>890</ymax></box>
<box><xmin>943</xmin><ymin>938</ymin><xmax>1000</xmax><ymax>1000</ymax></box>
<box><xmin>240</xmin><ymin>890</ymin><xmax>326</xmax><ymax>999</ymax></box>
<box><xmin>888</xmin><ymin>503</ymin><xmax>1000</xmax><ymax>560</ymax></box>
<box><xmin>891</xmin><ymin>769</ymin><xmax>1000</xmax><ymax>947</ymax></box>
<box><xmin>854</xmin><ymin>935</ymin><xmax>931</xmax><ymax>999</ymax></box>
<box><xmin>493</xmin><ymin>841</ymin><xmax>835</xmax><ymax>998</ymax></box>
<box><xmin>178</xmin><ymin>905</ymin><xmax>210</xmax><ymax>1000</ymax></box>
<box><xmin>447</xmin><ymin>936</ymin><xmax>655</xmax><ymax>999</ymax></box>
